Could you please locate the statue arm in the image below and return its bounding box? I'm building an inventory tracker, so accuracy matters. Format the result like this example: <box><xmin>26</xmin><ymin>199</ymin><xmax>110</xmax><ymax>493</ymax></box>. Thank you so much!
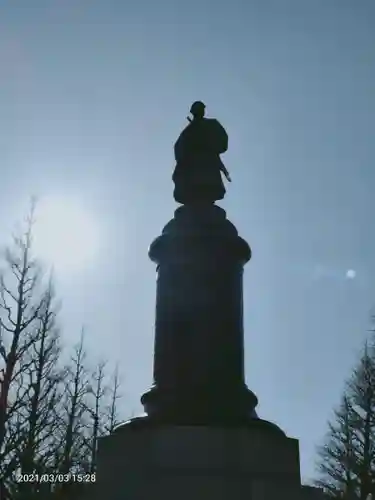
<box><xmin>211</xmin><ymin>119</ymin><xmax>228</xmax><ymax>154</ymax></box>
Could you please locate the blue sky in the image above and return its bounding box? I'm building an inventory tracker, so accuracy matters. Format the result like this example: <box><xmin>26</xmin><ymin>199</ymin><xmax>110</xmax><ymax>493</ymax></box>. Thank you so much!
<box><xmin>1</xmin><ymin>0</ymin><xmax>374</xmax><ymax>481</ymax></box>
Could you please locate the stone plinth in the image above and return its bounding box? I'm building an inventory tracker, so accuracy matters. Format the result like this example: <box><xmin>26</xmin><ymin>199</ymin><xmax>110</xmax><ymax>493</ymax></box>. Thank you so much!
<box><xmin>94</xmin><ymin>423</ymin><xmax>302</xmax><ymax>500</ymax></box>
<box><xmin>91</xmin><ymin>202</ymin><xmax>306</xmax><ymax>499</ymax></box>
<box><xmin>141</xmin><ymin>204</ymin><xmax>257</xmax><ymax>424</ymax></box>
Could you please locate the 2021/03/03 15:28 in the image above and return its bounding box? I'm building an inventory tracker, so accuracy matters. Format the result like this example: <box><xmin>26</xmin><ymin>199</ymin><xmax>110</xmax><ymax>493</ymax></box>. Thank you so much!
<box><xmin>15</xmin><ymin>473</ymin><xmax>96</xmax><ymax>483</ymax></box>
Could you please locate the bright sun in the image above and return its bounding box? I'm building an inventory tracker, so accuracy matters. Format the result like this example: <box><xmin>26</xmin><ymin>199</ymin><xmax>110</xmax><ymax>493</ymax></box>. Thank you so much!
<box><xmin>32</xmin><ymin>196</ymin><xmax>99</xmax><ymax>272</ymax></box>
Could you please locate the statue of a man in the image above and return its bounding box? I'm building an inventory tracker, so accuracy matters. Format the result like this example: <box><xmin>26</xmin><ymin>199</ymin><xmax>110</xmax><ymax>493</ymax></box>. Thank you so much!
<box><xmin>172</xmin><ymin>101</ymin><xmax>231</xmax><ymax>204</ymax></box>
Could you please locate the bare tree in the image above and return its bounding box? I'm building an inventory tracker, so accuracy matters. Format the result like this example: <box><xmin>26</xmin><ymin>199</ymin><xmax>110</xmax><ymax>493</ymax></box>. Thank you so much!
<box><xmin>0</xmin><ymin>203</ymin><xmax>50</xmax><ymax>498</ymax></box>
<box><xmin>12</xmin><ymin>279</ymin><xmax>63</xmax><ymax>500</ymax></box>
<box><xmin>315</xmin><ymin>335</ymin><xmax>375</xmax><ymax>499</ymax></box>
<box><xmin>106</xmin><ymin>364</ymin><xmax>122</xmax><ymax>434</ymax></box>
<box><xmin>316</xmin><ymin>395</ymin><xmax>359</xmax><ymax>498</ymax></box>
<box><xmin>57</xmin><ymin>330</ymin><xmax>91</xmax><ymax>476</ymax></box>
<box><xmin>86</xmin><ymin>361</ymin><xmax>123</xmax><ymax>472</ymax></box>
<box><xmin>86</xmin><ymin>360</ymin><xmax>106</xmax><ymax>473</ymax></box>
<box><xmin>52</xmin><ymin>340</ymin><xmax>125</xmax><ymax>499</ymax></box>
<box><xmin>0</xmin><ymin>201</ymin><xmax>127</xmax><ymax>499</ymax></box>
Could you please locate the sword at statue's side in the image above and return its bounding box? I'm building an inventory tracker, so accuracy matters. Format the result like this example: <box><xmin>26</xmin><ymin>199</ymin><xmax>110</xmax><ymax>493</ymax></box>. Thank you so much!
<box><xmin>220</xmin><ymin>165</ymin><xmax>232</xmax><ymax>182</ymax></box>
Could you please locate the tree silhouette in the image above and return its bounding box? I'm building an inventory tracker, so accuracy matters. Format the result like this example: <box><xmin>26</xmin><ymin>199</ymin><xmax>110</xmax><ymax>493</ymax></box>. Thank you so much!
<box><xmin>315</xmin><ymin>332</ymin><xmax>375</xmax><ymax>499</ymax></box>
<box><xmin>0</xmin><ymin>202</ymin><xmax>125</xmax><ymax>499</ymax></box>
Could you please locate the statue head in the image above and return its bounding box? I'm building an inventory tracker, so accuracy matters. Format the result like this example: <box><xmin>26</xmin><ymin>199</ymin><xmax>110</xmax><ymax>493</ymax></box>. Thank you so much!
<box><xmin>190</xmin><ymin>101</ymin><xmax>206</xmax><ymax>120</ymax></box>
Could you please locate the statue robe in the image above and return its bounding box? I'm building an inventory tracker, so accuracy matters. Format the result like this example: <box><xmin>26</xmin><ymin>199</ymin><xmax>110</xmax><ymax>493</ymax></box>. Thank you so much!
<box><xmin>173</xmin><ymin>118</ymin><xmax>229</xmax><ymax>204</ymax></box>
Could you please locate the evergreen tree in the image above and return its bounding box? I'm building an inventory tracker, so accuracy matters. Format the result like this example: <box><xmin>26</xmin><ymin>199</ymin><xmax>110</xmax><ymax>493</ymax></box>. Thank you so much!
<box><xmin>315</xmin><ymin>333</ymin><xmax>375</xmax><ymax>499</ymax></box>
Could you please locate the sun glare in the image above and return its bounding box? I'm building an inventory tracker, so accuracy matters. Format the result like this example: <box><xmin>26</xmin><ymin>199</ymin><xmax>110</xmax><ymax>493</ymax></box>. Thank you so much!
<box><xmin>32</xmin><ymin>196</ymin><xmax>99</xmax><ymax>272</ymax></box>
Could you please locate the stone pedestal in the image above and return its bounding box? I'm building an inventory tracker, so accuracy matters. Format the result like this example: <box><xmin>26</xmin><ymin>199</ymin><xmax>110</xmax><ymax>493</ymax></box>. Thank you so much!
<box><xmin>94</xmin><ymin>423</ymin><xmax>302</xmax><ymax>500</ymax></box>
<box><xmin>92</xmin><ymin>203</ymin><xmax>306</xmax><ymax>499</ymax></box>
<box><xmin>141</xmin><ymin>204</ymin><xmax>257</xmax><ymax>424</ymax></box>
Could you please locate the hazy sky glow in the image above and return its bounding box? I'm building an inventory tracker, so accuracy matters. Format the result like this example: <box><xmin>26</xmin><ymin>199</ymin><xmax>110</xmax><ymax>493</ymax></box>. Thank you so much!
<box><xmin>32</xmin><ymin>195</ymin><xmax>100</xmax><ymax>272</ymax></box>
<box><xmin>1</xmin><ymin>0</ymin><xmax>374</xmax><ymax>481</ymax></box>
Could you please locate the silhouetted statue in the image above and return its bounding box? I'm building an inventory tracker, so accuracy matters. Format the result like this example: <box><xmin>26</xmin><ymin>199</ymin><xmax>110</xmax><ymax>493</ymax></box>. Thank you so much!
<box><xmin>173</xmin><ymin>101</ymin><xmax>231</xmax><ymax>204</ymax></box>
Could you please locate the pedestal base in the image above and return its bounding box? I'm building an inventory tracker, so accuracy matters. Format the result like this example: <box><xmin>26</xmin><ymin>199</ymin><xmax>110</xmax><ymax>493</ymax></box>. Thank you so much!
<box><xmin>141</xmin><ymin>382</ymin><xmax>259</xmax><ymax>425</ymax></box>
<box><xmin>92</xmin><ymin>422</ymin><xmax>303</xmax><ymax>500</ymax></box>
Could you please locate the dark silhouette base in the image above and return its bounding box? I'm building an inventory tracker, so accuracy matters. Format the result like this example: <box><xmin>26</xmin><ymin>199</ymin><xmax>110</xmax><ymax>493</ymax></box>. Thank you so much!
<box><xmin>113</xmin><ymin>203</ymin><xmax>286</xmax><ymax>440</ymax></box>
<box><xmin>140</xmin><ymin>381</ymin><xmax>259</xmax><ymax>425</ymax></box>
<box><xmin>92</xmin><ymin>201</ymin><xmax>302</xmax><ymax>500</ymax></box>
<box><xmin>114</xmin><ymin>415</ymin><xmax>285</xmax><ymax>438</ymax></box>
